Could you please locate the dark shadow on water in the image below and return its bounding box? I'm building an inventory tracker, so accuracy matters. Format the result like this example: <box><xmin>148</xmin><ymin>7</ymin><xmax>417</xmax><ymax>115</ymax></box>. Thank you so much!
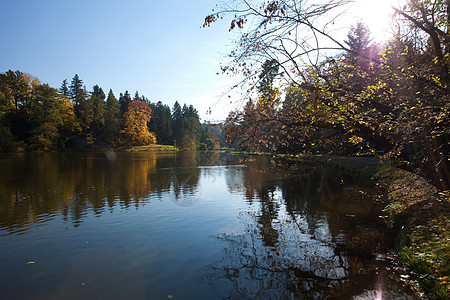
<box><xmin>202</xmin><ymin>156</ymin><xmax>418</xmax><ymax>299</ymax></box>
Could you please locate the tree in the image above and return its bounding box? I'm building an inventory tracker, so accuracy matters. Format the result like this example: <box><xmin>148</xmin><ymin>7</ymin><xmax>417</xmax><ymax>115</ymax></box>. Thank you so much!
<box><xmin>104</xmin><ymin>89</ymin><xmax>121</xmax><ymax>145</ymax></box>
<box><xmin>59</xmin><ymin>79</ymin><xmax>69</xmax><ymax>96</ymax></box>
<box><xmin>133</xmin><ymin>91</ymin><xmax>140</xmax><ymax>101</ymax></box>
<box><xmin>206</xmin><ymin>0</ymin><xmax>450</xmax><ymax>189</ymax></box>
<box><xmin>0</xmin><ymin>70</ymin><xmax>41</xmax><ymax>142</ymax></box>
<box><xmin>124</xmin><ymin>100</ymin><xmax>156</xmax><ymax>145</ymax></box>
<box><xmin>0</xmin><ymin>70</ymin><xmax>40</xmax><ymax>111</ymax></box>
<box><xmin>172</xmin><ymin>101</ymin><xmax>184</xmax><ymax>145</ymax></box>
<box><xmin>179</xmin><ymin>104</ymin><xmax>202</xmax><ymax>149</ymax></box>
<box><xmin>90</xmin><ymin>85</ymin><xmax>106</xmax><ymax>139</ymax></box>
<box><xmin>149</xmin><ymin>101</ymin><xmax>173</xmax><ymax>145</ymax></box>
<box><xmin>58</xmin><ymin>97</ymin><xmax>82</xmax><ymax>148</ymax></box>
<box><xmin>344</xmin><ymin>21</ymin><xmax>379</xmax><ymax>69</ymax></box>
<box><xmin>119</xmin><ymin>90</ymin><xmax>131</xmax><ymax>116</ymax></box>
<box><xmin>204</xmin><ymin>0</ymin><xmax>356</xmax><ymax>90</ymax></box>
<box><xmin>226</xmin><ymin>60</ymin><xmax>282</xmax><ymax>152</ymax></box>
<box><xmin>28</xmin><ymin>84</ymin><xmax>62</xmax><ymax>150</ymax></box>
<box><xmin>69</xmin><ymin>74</ymin><xmax>85</xmax><ymax>105</ymax></box>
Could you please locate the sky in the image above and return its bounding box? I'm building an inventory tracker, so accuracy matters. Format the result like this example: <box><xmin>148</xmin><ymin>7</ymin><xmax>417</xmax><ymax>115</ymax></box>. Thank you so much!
<box><xmin>0</xmin><ymin>0</ymin><xmax>397</xmax><ymax>122</ymax></box>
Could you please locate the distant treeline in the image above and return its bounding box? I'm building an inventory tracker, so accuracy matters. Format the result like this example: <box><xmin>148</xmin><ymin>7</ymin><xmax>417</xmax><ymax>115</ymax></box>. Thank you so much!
<box><xmin>0</xmin><ymin>71</ymin><xmax>224</xmax><ymax>151</ymax></box>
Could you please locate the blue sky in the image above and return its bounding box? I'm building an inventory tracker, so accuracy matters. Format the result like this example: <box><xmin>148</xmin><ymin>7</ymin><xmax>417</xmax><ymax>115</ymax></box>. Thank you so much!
<box><xmin>1</xmin><ymin>0</ymin><xmax>396</xmax><ymax>121</ymax></box>
<box><xmin>0</xmin><ymin>0</ymin><xmax>236</xmax><ymax>121</ymax></box>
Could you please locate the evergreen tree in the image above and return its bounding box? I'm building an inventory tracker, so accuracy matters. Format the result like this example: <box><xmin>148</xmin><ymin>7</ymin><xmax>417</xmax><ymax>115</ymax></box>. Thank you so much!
<box><xmin>149</xmin><ymin>101</ymin><xmax>173</xmax><ymax>144</ymax></box>
<box><xmin>344</xmin><ymin>21</ymin><xmax>379</xmax><ymax>69</ymax></box>
<box><xmin>134</xmin><ymin>91</ymin><xmax>140</xmax><ymax>101</ymax></box>
<box><xmin>59</xmin><ymin>79</ymin><xmax>69</xmax><ymax>96</ymax></box>
<box><xmin>258</xmin><ymin>59</ymin><xmax>279</xmax><ymax>94</ymax></box>
<box><xmin>183</xmin><ymin>105</ymin><xmax>201</xmax><ymax>144</ymax></box>
<box><xmin>172</xmin><ymin>101</ymin><xmax>183</xmax><ymax>145</ymax></box>
<box><xmin>90</xmin><ymin>85</ymin><xmax>106</xmax><ymax>139</ymax></box>
<box><xmin>119</xmin><ymin>90</ymin><xmax>131</xmax><ymax>116</ymax></box>
<box><xmin>161</xmin><ymin>104</ymin><xmax>173</xmax><ymax>144</ymax></box>
<box><xmin>104</xmin><ymin>89</ymin><xmax>121</xmax><ymax>145</ymax></box>
<box><xmin>69</xmin><ymin>74</ymin><xmax>85</xmax><ymax>105</ymax></box>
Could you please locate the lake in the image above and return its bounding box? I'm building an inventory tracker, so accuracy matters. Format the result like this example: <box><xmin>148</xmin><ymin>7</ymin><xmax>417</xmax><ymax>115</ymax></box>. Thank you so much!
<box><xmin>0</xmin><ymin>151</ymin><xmax>418</xmax><ymax>299</ymax></box>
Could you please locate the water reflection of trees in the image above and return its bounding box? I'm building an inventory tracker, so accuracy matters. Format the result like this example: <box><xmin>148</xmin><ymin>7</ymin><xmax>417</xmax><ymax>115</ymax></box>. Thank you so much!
<box><xmin>202</xmin><ymin>212</ymin><xmax>375</xmax><ymax>299</ymax></box>
<box><xmin>212</xmin><ymin>157</ymin><xmax>389</xmax><ymax>298</ymax></box>
<box><xmin>0</xmin><ymin>152</ymin><xmax>206</xmax><ymax>233</ymax></box>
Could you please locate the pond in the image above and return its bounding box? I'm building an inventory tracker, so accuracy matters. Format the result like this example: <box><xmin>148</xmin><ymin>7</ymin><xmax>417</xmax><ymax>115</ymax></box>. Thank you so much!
<box><xmin>0</xmin><ymin>151</ymin><xmax>418</xmax><ymax>299</ymax></box>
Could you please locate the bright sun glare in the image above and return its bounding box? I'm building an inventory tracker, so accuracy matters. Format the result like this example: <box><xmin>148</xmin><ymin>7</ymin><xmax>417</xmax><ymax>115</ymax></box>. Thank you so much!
<box><xmin>352</xmin><ymin>0</ymin><xmax>398</xmax><ymax>41</ymax></box>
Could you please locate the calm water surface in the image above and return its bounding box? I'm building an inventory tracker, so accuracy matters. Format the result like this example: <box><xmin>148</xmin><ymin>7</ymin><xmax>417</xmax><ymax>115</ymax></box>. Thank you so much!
<box><xmin>0</xmin><ymin>151</ymin><xmax>417</xmax><ymax>299</ymax></box>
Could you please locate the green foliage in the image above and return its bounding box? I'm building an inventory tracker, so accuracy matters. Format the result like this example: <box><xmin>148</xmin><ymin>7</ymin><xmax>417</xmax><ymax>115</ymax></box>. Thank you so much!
<box><xmin>0</xmin><ymin>126</ymin><xmax>15</xmax><ymax>151</ymax></box>
<box><xmin>0</xmin><ymin>71</ymin><xmax>204</xmax><ymax>152</ymax></box>
<box><xmin>149</xmin><ymin>101</ymin><xmax>173</xmax><ymax>144</ymax></box>
<box><xmin>90</xmin><ymin>85</ymin><xmax>106</xmax><ymax>138</ymax></box>
<box><xmin>104</xmin><ymin>89</ymin><xmax>121</xmax><ymax>146</ymax></box>
<box><xmin>398</xmin><ymin>246</ymin><xmax>449</xmax><ymax>299</ymax></box>
<box><xmin>59</xmin><ymin>79</ymin><xmax>69</xmax><ymax>96</ymax></box>
<box><xmin>172</xmin><ymin>101</ymin><xmax>184</xmax><ymax>143</ymax></box>
<box><xmin>225</xmin><ymin>17</ymin><xmax>449</xmax><ymax>189</ymax></box>
<box><xmin>69</xmin><ymin>74</ymin><xmax>85</xmax><ymax>105</ymax></box>
<box><xmin>178</xmin><ymin>133</ymin><xmax>197</xmax><ymax>150</ymax></box>
<box><xmin>205</xmin><ymin>137</ymin><xmax>217</xmax><ymax>150</ymax></box>
<box><xmin>119</xmin><ymin>91</ymin><xmax>131</xmax><ymax>116</ymax></box>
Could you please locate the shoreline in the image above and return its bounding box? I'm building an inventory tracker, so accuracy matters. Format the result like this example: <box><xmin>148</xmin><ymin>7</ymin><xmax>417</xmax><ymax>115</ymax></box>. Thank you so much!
<box><xmin>226</xmin><ymin>151</ymin><xmax>450</xmax><ymax>299</ymax></box>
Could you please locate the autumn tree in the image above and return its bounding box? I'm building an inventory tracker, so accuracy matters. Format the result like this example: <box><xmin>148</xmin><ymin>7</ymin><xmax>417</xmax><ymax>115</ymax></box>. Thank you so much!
<box><xmin>124</xmin><ymin>100</ymin><xmax>156</xmax><ymax>145</ymax></box>
<box><xmin>226</xmin><ymin>59</ymin><xmax>283</xmax><ymax>152</ymax></box>
<box><xmin>206</xmin><ymin>0</ymin><xmax>450</xmax><ymax>189</ymax></box>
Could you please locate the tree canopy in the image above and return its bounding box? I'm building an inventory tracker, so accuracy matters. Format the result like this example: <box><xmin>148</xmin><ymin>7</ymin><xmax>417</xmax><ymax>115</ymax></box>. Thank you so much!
<box><xmin>0</xmin><ymin>72</ymin><xmax>205</xmax><ymax>151</ymax></box>
<box><xmin>206</xmin><ymin>0</ymin><xmax>450</xmax><ymax>190</ymax></box>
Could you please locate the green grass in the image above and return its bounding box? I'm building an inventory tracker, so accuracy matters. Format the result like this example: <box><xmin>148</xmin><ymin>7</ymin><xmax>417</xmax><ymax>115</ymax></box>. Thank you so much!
<box><xmin>125</xmin><ymin>144</ymin><xmax>178</xmax><ymax>152</ymax></box>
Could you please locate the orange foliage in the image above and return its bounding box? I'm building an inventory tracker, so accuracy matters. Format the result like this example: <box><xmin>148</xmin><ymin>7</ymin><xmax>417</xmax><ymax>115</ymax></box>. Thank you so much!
<box><xmin>124</xmin><ymin>100</ymin><xmax>156</xmax><ymax>145</ymax></box>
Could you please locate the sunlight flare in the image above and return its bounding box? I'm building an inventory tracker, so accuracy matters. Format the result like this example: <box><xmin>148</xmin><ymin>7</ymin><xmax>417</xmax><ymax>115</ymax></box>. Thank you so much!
<box><xmin>352</xmin><ymin>0</ymin><xmax>398</xmax><ymax>41</ymax></box>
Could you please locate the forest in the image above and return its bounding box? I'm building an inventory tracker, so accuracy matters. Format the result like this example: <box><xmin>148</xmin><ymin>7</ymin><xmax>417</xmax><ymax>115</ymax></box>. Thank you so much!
<box><xmin>204</xmin><ymin>0</ymin><xmax>450</xmax><ymax>191</ymax></box>
<box><xmin>0</xmin><ymin>72</ymin><xmax>223</xmax><ymax>152</ymax></box>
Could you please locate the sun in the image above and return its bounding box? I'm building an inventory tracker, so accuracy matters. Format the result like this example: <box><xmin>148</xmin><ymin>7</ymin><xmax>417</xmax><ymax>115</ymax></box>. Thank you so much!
<box><xmin>351</xmin><ymin>0</ymin><xmax>398</xmax><ymax>41</ymax></box>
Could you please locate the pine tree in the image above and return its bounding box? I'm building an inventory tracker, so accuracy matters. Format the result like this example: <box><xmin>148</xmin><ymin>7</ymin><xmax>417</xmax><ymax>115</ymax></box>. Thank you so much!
<box><xmin>119</xmin><ymin>90</ymin><xmax>131</xmax><ymax>116</ymax></box>
<box><xmin>69</xmin><ymin>74</ymin><xmax>85</xmax><ymax>105</ymax></box>
<box><xmin>104</xmin><ymin>89</ymin><xmax>121</xmax><ymax>145</ymax></box>
<box><xmin>133</xmin><ymin>91</ymin><xmax>140</xmax><ymax>101</ymax></box>
<box><xmin>172</xmin><ymin>101</ymin><xmax>183</xmax><ymax>145</ymax></box>
<box><xmin>149</xmin><ymin>101</ymin><xmax>173</xmax><ymax>144</ymax></box>
<box><xmin>90</xmin><ymin>85</ymin><xmax>106</xmax><ymax>139</ymax></box>
<box><xmin>344</xmin><ymin>21</ymin><xmax>378</xmax><ymax>69</ymax></box>
<box><xmin>59</xmin><ymin>79</ymin><xmax>69</xmax><ymax>96</ymax></box>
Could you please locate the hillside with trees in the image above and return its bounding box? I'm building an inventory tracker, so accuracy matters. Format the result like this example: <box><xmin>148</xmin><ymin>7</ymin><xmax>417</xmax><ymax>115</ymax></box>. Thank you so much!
<box><xmin>0</xmin><ymin>72</ymin><xmax>212</xmax><ymax>151</ymax></box>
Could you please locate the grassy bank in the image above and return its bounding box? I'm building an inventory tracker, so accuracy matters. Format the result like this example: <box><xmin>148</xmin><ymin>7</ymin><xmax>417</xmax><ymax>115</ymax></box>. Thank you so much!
<box><xmin>377</xmin><ymin>168</ymin><xmax>450</xmax><ymax>299</ymax></box>
<box><xmin>307</xmin><ymin>155</ymin><xmax>450</xmax><ymax>299</ymax></box>
<box><xmin>124</xmin><ymin>144</ymin><xmax>178</xmax><ymax>152</ymax></box>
